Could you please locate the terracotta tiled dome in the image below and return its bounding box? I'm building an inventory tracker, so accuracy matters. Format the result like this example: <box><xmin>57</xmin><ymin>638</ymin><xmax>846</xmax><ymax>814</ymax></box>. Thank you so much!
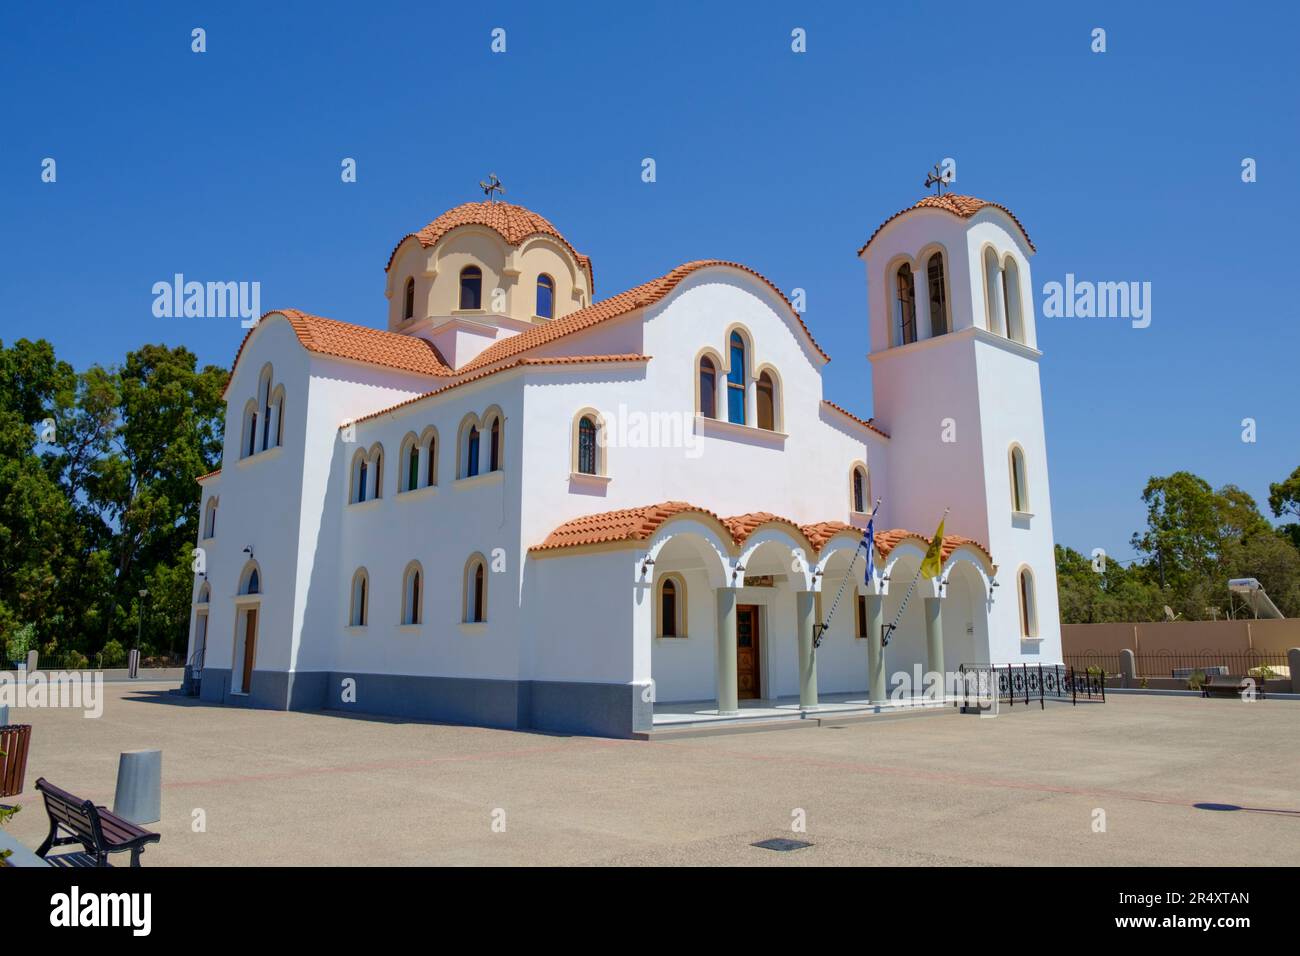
<box><xmin>386</xmin><ymin>201</ymin><xmax>590</xmax><ymax>276</ymax></box>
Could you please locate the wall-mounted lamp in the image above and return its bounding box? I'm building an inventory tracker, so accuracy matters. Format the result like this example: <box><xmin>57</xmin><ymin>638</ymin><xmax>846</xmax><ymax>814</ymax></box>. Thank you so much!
<box><xmin>640</xmin><ymin>556</ymin><xmax>655</xmax><ymax>577</ymax></box>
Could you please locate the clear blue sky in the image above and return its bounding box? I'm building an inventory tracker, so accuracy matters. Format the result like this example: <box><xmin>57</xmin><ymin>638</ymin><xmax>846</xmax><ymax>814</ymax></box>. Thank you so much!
<box><xmin>2</xmin><ymin>1</ymin><xmax>1296</xmax><ymax>561</ymax></box>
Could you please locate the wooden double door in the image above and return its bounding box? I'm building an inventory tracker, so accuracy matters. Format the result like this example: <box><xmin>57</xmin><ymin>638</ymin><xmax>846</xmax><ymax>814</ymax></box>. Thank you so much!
<box><xmin>736</xmin><ymin>605</ymin><xmax>761</xmax><ymax>700</ymax></box>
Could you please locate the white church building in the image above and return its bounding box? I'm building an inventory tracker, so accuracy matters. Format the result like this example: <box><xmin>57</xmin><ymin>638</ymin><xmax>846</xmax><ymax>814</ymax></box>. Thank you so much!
<box><xmin>186</xmin><ymin>192</ymin><xmax>1061</xmax><ymax>737</ymax></box>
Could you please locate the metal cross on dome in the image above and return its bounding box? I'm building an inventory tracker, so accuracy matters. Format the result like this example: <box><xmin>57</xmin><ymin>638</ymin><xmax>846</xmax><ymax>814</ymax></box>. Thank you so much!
<box><xmin>479</xmin><ymin>173</ymin><xmax>505</xmax><ymax>202</ymax></box>
<box><xmin>923</xmin><ymin>163</ymin><xmax>949</xmax><ymax>196</ymax></box>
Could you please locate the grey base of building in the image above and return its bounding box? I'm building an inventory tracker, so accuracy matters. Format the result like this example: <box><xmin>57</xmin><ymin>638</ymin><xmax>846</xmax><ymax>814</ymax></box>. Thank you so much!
<box><xmin>198</xmin><ymin>668</ymin><xmax>651</xmax><ymax>738</ymax></box>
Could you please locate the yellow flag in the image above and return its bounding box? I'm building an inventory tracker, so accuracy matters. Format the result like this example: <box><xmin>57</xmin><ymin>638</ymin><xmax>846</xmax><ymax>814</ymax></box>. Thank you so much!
<box><xmin>920</xmin><ymin>517</ymin><xmax>945</xmax><ymax>579</ymax></box>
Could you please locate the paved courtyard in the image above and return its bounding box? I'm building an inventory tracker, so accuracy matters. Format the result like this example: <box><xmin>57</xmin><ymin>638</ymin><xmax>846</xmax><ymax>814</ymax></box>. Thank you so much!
<box><xmin>5</xmin><ymin>682</ymin><xmax>1298</xmax><ymax>865</ymax></box>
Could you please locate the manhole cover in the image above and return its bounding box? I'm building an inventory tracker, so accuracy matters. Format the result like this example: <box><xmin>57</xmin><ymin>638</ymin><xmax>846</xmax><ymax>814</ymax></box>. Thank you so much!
<box><xmin>752</xmin><ymin>838</ymin><xmax>812</xmax><ymax>852</ymax></box>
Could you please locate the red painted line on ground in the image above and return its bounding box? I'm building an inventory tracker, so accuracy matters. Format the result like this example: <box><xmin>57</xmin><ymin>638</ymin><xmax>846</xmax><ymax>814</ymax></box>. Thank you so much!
<box><xmin>691</xmin><ymin>744</ymin><xmax>1287</xmax><ymax>812</ymax></box>
<box><xmin>161</xmin><ymin>738</ymin><xmax>628</xmax><ymax>790</ymax></box>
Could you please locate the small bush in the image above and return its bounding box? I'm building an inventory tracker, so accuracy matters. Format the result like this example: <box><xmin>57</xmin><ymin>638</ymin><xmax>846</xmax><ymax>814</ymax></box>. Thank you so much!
<box><xmin>1186</xmin><ymin>668</ymin><xmax>1207</xmax><ymax>691</ymax></box>
<box><xmin>100</xmin><ymin>640</ymin><xmax>127</xmax><ymax>669</ymax></box>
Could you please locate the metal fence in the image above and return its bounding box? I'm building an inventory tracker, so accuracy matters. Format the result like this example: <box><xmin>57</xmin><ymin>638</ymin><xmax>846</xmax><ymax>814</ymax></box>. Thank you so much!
<box><xmin>1066</xmin><ymin>650</ymin><xmax>1289</xmax><ymax>679</ymax></box>
<box><xmin>957</xmin><ymin>663</ymin><xmax>1105</xmax><ymax>710</ymax></box>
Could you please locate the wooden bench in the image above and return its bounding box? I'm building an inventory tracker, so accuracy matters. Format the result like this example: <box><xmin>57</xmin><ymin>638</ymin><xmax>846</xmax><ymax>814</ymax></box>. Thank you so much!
<box><xmin>34</xmin><ymin>777</ymin><xmax>161</xmax><ymax>867</ymax></box>
<box><xmin>1201</xmin><ymin>676</ymin><xmax>1266</xmax><ymax>700</ymax></box>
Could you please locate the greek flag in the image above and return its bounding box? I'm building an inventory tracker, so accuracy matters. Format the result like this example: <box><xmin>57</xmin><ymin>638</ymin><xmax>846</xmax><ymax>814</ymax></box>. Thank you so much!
<box><xmin>863</xmin><ymin>503</ymin><xmax>878</xmax><ymax>585</ymax></box>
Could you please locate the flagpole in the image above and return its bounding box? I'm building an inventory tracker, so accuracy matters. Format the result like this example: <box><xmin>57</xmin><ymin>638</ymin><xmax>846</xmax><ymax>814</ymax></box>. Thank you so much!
<box><xmin>812</xmin><ymin>499</ymin><xmax>879</xmax><ymax>649</ymax></box>
<box><xmin>881</xmin><ymin>507</ymin><xmax>948</xmax><ymax>647</ymax></box>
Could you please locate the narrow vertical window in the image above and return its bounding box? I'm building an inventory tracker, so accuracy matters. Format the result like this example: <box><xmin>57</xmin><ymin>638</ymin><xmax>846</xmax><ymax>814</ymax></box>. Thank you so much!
<box><xmin>1003</xmin><ymin>258</ymin><xmax>1024</xmax><ymax>343</ymax></box>
<box><xmin>661</xmin><ymin>578</ymin><xmax>678</xmax><ymax>637</ymax></box>
<box><xmin>403</xmin><ymin>565</ymin><xmax>422</xmax><ymax>626</ymax></box>
<box><xmin>756</xmin><ymin>371</ymin><xmax>775</xmax><ymax>430</ymax></box>
<box><xmin>372</xmin><ymin>450</ymin><xmax>382</xmax><ymax>498</ymax></box>
<box><xmin>403</xmin><ymin>277</ymin><xmax>415</xmax><ymax>320</ymax></box>
<box><xmin>856</xmin><ymin>594</ymin><xmax>868</xmax><ymax>638</ymax></box>
<box><xmin>1010</xmin><ymin>446</ymin><xmax>1029</xmax><ymax>513</ymax></box>
<box><xmin>473</xmin><ymin>563</ymin><xmax>485</xmax><ymax>622</ymax></box>
<box><xmin>459</xmin><ymin>266</ymin><xmax>482</xmax><ymax>310</ymax></box>
<box><xmin>727</xmin><ymin>332</ymin><xmax>746</xmax><ymax>425</ymax></box>
<box><xmin>578</xmin><ymin>416</ymin><xmax>598</xmax><ymax>475</ymax></box>
<box><xmin>853</xmin><ymin>467</ymin><xmax>866</xmax><ymax>513</ymax></box>
<box><xmin>984</xmin><ymin>247</ymin><xmax>1005</xmax><ymax>335</ymax></box>
<box><xmin>467</xmin><ymin>426</ymin><xmax>480</xmax><ymax>477</ymax></box>
<box><xmin>1019</xmin><ymin>569</ymin><xmax>1037</xmax><ymax>638</ymax></box>
<box><xmin>426</xmin><ymin>435</ymin><xmax>437</xmax><ymax>486</ymax></box>
<box><xmin>536</xmin><ymin>274</ymin><xmax>555</xmax><ymax>319</ymax></box>
<box><xmin>247</xmin><ymin>412</ymin><xmax>258</xmax><ymax>457</ymax></box>
<box><xmin>927</xmin><ymin>253</ymin><xmax>948</xmax><ymax>336</ymax></box>
<box><xmin>407</xmin><ymin>442</ymin><xmax>419</xmax><ymax>491</ymax></box>
<box><xmin>358</xmin><ymin>459</ymin><xmax>368</xmax><ymax>501</ymax></box>
<box><xmin>895</xmin><ymin>264</ymin><xmax>917</xmax><ymax>345</ymax></box>
<box><xmin>489</xmin><ymin>417</ymin><xmax>500</xmax><ymax>472</ymax></box>
<box><xmin>698</xmin><ymin>356</ymin><xmax>717</xmax><ymax>419</ymax></box>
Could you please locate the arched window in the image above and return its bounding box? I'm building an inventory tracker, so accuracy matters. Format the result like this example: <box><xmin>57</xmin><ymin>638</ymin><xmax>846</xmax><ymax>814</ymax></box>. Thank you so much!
<box><xmin>369</xmin><ymin>445</ymin><xmax>384</xmax><ymax>499</ymax></box>
<box><xmin>658</xmin><ymin>575</ymin><xmax>685</xmax><ymax>638</ymax></box>
<box><xmin>458</xmin><ymin>416</ymin><xmax>481</xmax><ymax>479</ymax></box>
<box><xmin>577</xmin><ymin>415</ymin><xmax>598</xmax><ymax>475</ymax></box>
<box><xmin>927</xmin><ymin>253</ymin><xmax>949</xmax><ymax>336</ymax></box>
<box><xmin>536</xmin><ymin>274</ymin><xmax>555</xmax><ymax>319</ymax></box>
<box><xmin>1003</xmin><ymin>257</ymin><xmax>1024</xmax><ymax>343</ymax></box>
<box><xmin>727</xmin><ymin>332</ymin><xmax>747</xmax><ymax>425</ymax></box>
<box><xmin>350</xmin><ymin>569</ymin><xmax>369</xmax><ymax>627</ymax></box>
<box><xmin>467</xmin><ymin>426</ymin><xmax>480</xmax><ymax>477</ymax></box>
<box><xmin>698</xmin><ymin>356</ymin><xmax>717</xmax><ymax>419</ymax></box>
<box><xmin>463</xmin><ymin>555</ymin><xmax>487</xmax><ymax>623</ymax></box>
<box><xmin>402</xmin><ymin>435</ymin><xmax>420</xmax><ymax>493</ymax></box>
<box><xmin>403</xmin><ymin>277</ymin><xmax>415</xmax><ymax>321</ymax></box>
<box><xmin>1018</xmin><ymin>567</ymin><xmax>1038</xmax><ymax>638</ymax></box>
<box><xmin>351</xmin><ymin>450</ymin><xmax>369</xmax><ymax>504</ymax></box>
<box><xmin>488</xmin><ymin>416</ymin><xmax>501</xmax><ymax>472</ymax></box>
<box><xmin>851</xmin><ymin>465</ymin><xmax>868</xmax><ymax>514</ymax></box>
<box><xmin>402</xmin><ymin>563</ymin><xmax>422</xmax><ymax>626</ymax></box>
<box><xmin>203</xmin><ymin>497</ymin><xmax>217</xmax><ymax>539</ymax></box>
<box><xmin>895</xmin><ymin>264</ymin><xmax>917</xmax><ymax>345</ymax></box>
<box><xmin>242</xmin><ymin>401</ymin><xmax>258</xmax><ymax>459</ymax></box>
<box><xmin>983</xmin><ymin>247</ymin><xmax>1005</xmax><ymax>335</ymax></box>
<box><xmin>258</xmin><ymin>365</ymin><xmax>274</xmax><ymax>452</ymax></box>
<box><xmin>239</xmin><ymin>562</ymin><xmax>262</xmax><ymax>596</ymax></box>
<box><xmin>270</xmin><ymin>385</ymin><xmax>286</xmax><ymax>448</ymax></box>
<box><xmin>424</xmin><ymin>431</ymin><xmax>438</xmax><ymax>487</ymax></box>
<box><xmin>459</xmin><ymin>266</ymin><xmax>482</xmax><ymax>310</ymax></box>
<box><xmin>756</xmin><ymin>370</ymin><xmax>776</xmax><ymax>430</ymax></box>
<box><xmin>1010</xmin><ymin>445</ymin><xmax>1029</xmax><ymax>513</ymax></box>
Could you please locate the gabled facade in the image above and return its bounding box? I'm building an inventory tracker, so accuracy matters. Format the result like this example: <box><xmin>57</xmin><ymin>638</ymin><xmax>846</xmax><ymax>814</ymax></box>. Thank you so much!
<box><xmin>188</xmin><ymin>195</ymin><xmax>1061</xmax><ymax>738</ymax></box>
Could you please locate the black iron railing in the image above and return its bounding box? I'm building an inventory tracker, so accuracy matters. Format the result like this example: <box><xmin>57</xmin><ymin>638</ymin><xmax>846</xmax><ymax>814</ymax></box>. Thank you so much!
<box><xmin>1065</xmin><ymin>650</ymin><xmax>1288</xmax><ymax>680</ymax></box>
<box><xmin>957</xmin><ymin>663</ymin><xmax>1105</xmax><ymax>711</ymax></box>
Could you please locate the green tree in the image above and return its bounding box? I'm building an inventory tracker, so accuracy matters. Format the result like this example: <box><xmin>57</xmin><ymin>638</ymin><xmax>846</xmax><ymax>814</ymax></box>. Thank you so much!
<box><xmin>1267</xmin><ymin>466</ymin><xmax>1300</xmax><ymax>550</ymax></box>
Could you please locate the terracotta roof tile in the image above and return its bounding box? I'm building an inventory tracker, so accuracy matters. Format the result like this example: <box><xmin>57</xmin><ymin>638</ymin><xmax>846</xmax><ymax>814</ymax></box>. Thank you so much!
<box><xmin>196</xmin><ymin>468</ymin><xmax>221</xmax><ymax>483</ymax></box>
<box><xmin>800</xmin><ymin>521</ymin><xmax>857</xmax><ymax>550</ymax></box>
<box><xmin>347</xmin><ymin>354</ymin><xmax>651</xmax><ymax>428</ymax></box>
<box><xmin>858</xmin><ymin>194</ymin><xmax>1035</xmax><ymax>255</ymax></box>
<box><xmin>531</xmin><ymin>502</ymin><xmax>723</xmax><ymax>552</ymax></box>
<box><xmin>462</xmin><ymin>260</ymin><xmax>829</xmax><ymax>374</ymax></box>
<box><xmin>722</xmin><ymin>512</ymin><xmax>811</xmax><ymax>548</ymax></box>
<box><xmin>821</xmin><ymin>400</ymin><xmax>889</xmax><ymax>439</ymax></box>
<box><xmin>223</xmin><ymin>309</ymin><xmax>453</xmax><ymax>397</ymax></box>
<box><xmin>385</xmin><ymin>201</ymin><xmax>593</xmax><ymax>289</ymax></box>
<box><xmin>533</xmin><ymin>503</ymin><xmax>992</xmax><ymax>570</ymax></box>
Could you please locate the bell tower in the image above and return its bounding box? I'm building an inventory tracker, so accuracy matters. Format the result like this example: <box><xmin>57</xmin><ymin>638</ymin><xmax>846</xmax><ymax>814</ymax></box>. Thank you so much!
<box><xmin>859</xmin><ymin>194</ymin><xmax>1061</xmax><ymax>664</ymax></box>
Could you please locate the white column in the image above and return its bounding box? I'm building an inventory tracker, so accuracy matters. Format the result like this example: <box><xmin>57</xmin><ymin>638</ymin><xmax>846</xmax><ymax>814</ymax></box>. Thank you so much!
<box><xmin>715</xmin><ymin>587</ymin><xmax>739</xmax><ymax>714</ymax></box>
<box><xmin>796</xmin><ymin>591</ymin><xmax>818</xmax><ymax>710</ymax></box>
